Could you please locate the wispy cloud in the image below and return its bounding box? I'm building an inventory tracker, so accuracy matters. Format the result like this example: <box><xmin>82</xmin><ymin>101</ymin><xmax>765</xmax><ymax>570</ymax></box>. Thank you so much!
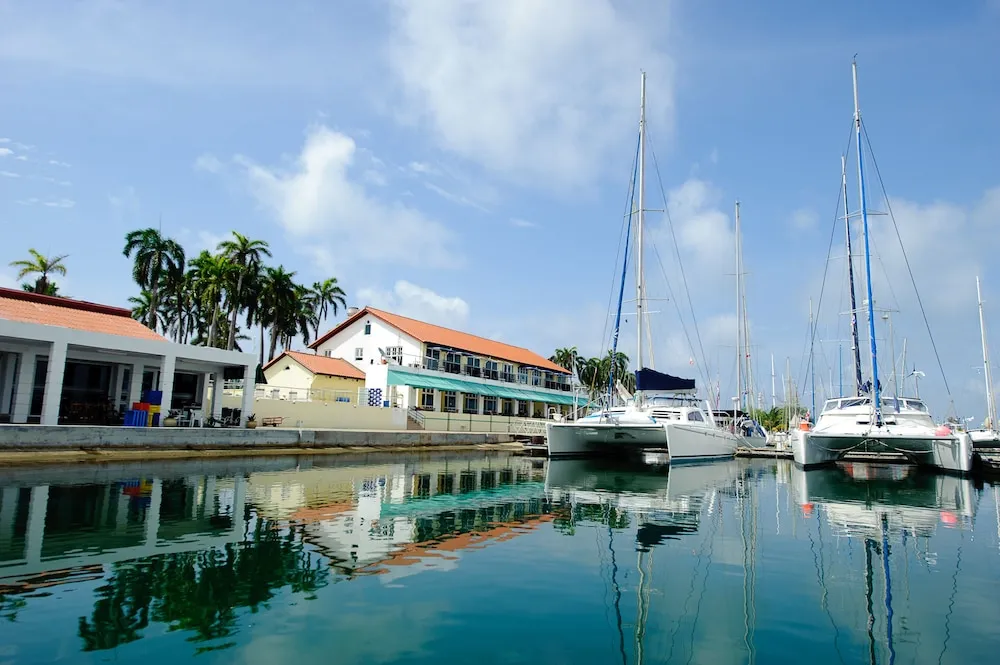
<box><xmin>0</xmin><ymin>148</ymin><xmax>12</xmax><ymax>157</ymax></box>
<box><xmin>43</xmin><ymin>198</ymin><xmax>75</xmax><ymax>208</ymax></box>
<box><xmin>14</xmin><ymin>155</ymin><xmax>28</xmax><ymax>161</ymax></box>
<box><xmin>789</xmin><ymin>208</ymin><xmax>819</xmax><ymax>231</ymax></box>
<box><xmin>510</xmin><ymin>217</ymin><xmax>537</xmax><ymax>228</ymax></box>
<box><xmin>357</xmin><ymin>280</ymin><xmax>470</xmax><ymax>329</ymax></box>
<box><xmin>48</xmin><ymin>159</ymin><xmax>71</xmax><ymax>167</ymax></box>
<box><xmin>423</xmin><ymin>182</ymin><xmax>489</xmax><ymax>212</ymax></box>
<box><xmin>0</xmin><ymin>170</ymin><xmax>20</xmax><ymax>178</ymax></box>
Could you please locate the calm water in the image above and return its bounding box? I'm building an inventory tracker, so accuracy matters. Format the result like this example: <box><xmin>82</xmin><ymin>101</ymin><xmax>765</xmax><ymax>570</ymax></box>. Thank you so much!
<box><xmin>0</xmin><ymin>452</ymin><xmax>997</xmax><ymax>664</ymax></box>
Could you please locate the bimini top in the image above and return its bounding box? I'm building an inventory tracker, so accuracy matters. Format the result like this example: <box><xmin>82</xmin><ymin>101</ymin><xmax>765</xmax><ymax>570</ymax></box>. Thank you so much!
<box><xmin>635</xmin><ymin>368</ymin><xmax>696</xmax><ymax>393</ymax></box>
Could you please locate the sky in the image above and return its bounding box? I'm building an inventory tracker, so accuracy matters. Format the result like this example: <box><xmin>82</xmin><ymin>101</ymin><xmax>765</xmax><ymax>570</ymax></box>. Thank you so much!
<box><xmin>1</xmin><ymin>0</ymin><xmax>999</xmax><ymax>419</ymax></box>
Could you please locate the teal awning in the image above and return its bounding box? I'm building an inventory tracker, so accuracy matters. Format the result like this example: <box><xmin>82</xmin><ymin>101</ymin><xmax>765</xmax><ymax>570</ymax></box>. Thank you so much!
<box><xmin>386</xmin><ymin>368</ymin><xmax>581</xmax><ymax>405</ymax></box>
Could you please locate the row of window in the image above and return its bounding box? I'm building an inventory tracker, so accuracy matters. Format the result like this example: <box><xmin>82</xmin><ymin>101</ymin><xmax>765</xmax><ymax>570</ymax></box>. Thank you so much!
<box><xmin>424</xmin><ymin>349</ymin><xmax>569</xmax><ymax>387</ymax></box>
<box><xmin>352</xmin><ymin>345</ymin><xmax>403</xmax><ymax>362</ymax></box>
<box><xmin>421</xmin><ymin>389</ymin><xmax>553</xmax><ymax>416</ymax></box>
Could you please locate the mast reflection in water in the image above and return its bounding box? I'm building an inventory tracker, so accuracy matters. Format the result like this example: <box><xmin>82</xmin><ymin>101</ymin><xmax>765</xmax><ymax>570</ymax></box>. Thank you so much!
<box><xmin>0</xmin><ymin>453</ymin><xmax>997</xmax><ymax>664</ymax></box>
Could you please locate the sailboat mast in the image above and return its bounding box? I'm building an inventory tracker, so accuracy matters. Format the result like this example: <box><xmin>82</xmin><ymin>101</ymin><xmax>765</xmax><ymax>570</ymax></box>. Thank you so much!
<box><xmin>771</xmin><ymin>353</ymin><xmax>776</xmax><ymax>409</ymax></box>
<box><xmin>810</xmin><ymin>297</ymin><xmax>816</xmax><ymax>421</ymax></box>
<box><xmin>842</xmin><ymin>154</ymin><xmax>864</xmax><ymax>395</ymax></box>
<box><xmin>735</xmin><ymin>201</ymin><xmax>743</xmax><ymax>411</ymax></box>
<box><xmin>977</xmin><ymin>276</ymin><xmax>997</xmax><ymax>429</ymax></box>
<box><xmin>853</xmin><ymin>58</ymin><xmax>882</xmax><ymax>424</ymax></box>
<box><xmin>636</xmin><ymin>71</ymin><xmax>647</xmax><ymax>372</ymax></box>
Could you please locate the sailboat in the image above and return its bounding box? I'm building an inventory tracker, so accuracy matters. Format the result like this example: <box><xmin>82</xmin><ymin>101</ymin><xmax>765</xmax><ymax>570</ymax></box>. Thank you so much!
<box><xmin>546</xmin><ymin>72</ymin><xmax>742</xmax><ymax>460</ymax></box>
<box><xmin>969</xmin><ymin>276</ymin><xmax>1000</xmax><ymax>447</ymax></box>
<box><xmin>791</xmin><ymin>59</ymin><xmax>973</xmax><ymax>473</ymax></box>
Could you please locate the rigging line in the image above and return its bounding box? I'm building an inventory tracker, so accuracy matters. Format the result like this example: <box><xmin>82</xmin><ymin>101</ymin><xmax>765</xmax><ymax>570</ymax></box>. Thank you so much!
<box><xmin>595</xmin><ymin>132</ymin><xmax>642</xmax><ymax>397</ymax></box>
<box><xmin>861</xmin><ymin>120</ymin><xmax>952</xmax><ymax>396</ymax></box>
<box><xmin>606</xmin><ymin>507</ymin><xmax>630</xmax><ymax>665</ymax></box>
<box><xmin>647</xmin><ymin>132</ymin><xmax>711</xmax><ymax>375</ymax></box>
<box><xmin>800</xmin><ymin>122</ymin><xmax>858</xmax><ymax>396</ymax></box>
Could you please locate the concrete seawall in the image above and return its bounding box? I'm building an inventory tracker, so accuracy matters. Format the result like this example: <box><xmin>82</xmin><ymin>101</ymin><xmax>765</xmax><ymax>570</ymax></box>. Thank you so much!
<box><xmin>0</xmin><ymin>425</ymin><xmax>518</xmax><ymax>463</ymax></box>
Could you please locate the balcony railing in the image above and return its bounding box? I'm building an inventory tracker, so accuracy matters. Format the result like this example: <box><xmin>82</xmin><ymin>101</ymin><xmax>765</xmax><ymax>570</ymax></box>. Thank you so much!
<box><xmin>403</xmin><ymin>351</ymin><xmax>573</xmax><ymax>392</ymax></box>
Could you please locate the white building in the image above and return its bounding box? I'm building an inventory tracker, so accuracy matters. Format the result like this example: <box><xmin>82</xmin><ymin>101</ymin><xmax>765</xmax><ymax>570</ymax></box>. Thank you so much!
<box><xmin>309</xmin><ymin>306</ymin><xmax>580</xmax><ymax>419</ymax></box>
<box><xmin>0</xmin><ymin>287</ymin><xmax>256</xmax><ymax>426</ymax></box>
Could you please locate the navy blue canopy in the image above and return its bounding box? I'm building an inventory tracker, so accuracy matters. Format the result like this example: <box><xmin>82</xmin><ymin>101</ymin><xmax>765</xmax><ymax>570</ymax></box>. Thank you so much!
<box><xmin>635</xmin><ymin>368</ymin><xmax>695</xmax><ymax>392</ymax></box>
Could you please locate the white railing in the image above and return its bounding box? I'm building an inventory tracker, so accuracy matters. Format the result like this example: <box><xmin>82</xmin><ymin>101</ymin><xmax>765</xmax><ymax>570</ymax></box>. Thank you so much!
<box><xmin>225</xmin><ymin>383</ymin><xmax>358</xmax><ymax>404</ymax></box>
<box><xmin>407</xmin><ymin>407</ymin><xmax>425</xmax><ymax>428</ymax></box>
<box><xmin>511</xmin><ymin>419</ymin><xmax>547</xmax><ymax>436</ymax></box>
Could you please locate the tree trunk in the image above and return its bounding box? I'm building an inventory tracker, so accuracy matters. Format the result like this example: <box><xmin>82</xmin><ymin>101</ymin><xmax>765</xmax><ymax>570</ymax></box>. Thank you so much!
<box><xmin>36</xmin><ymin>276</ymin><xmax>48</xmax><ymax>295</ymax></box>
<box><xmin>259</xmin><ymin>323</ymin><xmax>265</xmax><ymax>366</ymax></box>
<box><xmin>227</xmin><ymin>272</ymin><xmax>244</xmax><ymax>350</ymax></box>
<box><xmin>208</xmin><ymin>300</ymin><xmax>220</xmax><ymax>347</ymax></box>
<box><xmin>268</xmin><ymin>325</ymin><xmax>279</xmax><ymax>362</ymax></box>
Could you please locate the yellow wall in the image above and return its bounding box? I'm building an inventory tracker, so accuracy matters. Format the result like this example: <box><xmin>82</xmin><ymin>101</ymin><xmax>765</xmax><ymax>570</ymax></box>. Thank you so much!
<box><xmin>311</xmin><ymin>374</ymin><xmax>365</xmax><ymax>397</ymax></box>
<box><xmin>220</xmin><ymin>393</ymin><xmax>405</xmax><ymax>429</ymax></box>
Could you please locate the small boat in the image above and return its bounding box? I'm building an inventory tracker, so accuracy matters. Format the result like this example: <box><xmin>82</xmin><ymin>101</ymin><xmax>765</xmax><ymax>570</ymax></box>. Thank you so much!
<box><xmin>791</xmin><ymin>60</ymin><xmax>973</xmax><ymax>473</ymax></box>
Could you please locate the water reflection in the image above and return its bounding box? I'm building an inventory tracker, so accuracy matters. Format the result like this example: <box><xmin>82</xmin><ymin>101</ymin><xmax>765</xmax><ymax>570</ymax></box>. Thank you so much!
<box><xmin>0</xmin><ymin>454</ymin><xmax>996</xmax><ymax>664</ymax></box>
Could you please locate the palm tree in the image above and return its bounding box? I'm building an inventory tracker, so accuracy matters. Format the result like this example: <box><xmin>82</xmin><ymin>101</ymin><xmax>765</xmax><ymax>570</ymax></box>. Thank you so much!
<box><xmin>259</xmin><ymin>266</ymin><xmax>299</xmax><ymax>361</ymax></box>
<box><xmin>160</xmin><ymin>263</ymin><xmax>194</xmax><ymax>343</ymax></box>
<box><xmin>549</xmin><ymin>347</ymin><xmax>579</xmax><ymax>375</ymax></box>
<box><xmin>128</xmin><ymin>291</ymin><xmax>162</xmax><ymax>331</ymax></box>
<box><xmin>10</xmin><ymin>249</ymin><xmax>68</xmax><ymax>295</ymax></box>
<box><xmin>188</xmin><ymin>251</ymin><xmax>232</xmax><ymax>348</ymax></box>
<box><xmin>21</xmin><ymin>281</ymin><xmax>60</xmax><ymax>296</ymax></box>
<box><xmin>217</xmin><ymin>232</ymin><xmax>271</xmax><ymax>351</ymax></box>
<box><xmin>123</xmin><ymin>229</ymin><xmax>185</xmax><ymax>330</ymax></box>
<box><xmin>308</xmin><ymin>278</ymin><xmax>347</xmax><ymax>339</ymax></box>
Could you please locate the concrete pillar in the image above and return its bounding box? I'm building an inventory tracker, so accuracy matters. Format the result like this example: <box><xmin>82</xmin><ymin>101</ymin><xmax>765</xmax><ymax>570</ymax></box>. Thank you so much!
<box><xmin>25</xmin><ymin>485</ymin><xmax>49</xmax><ymax>564</ymax></box>
<box><xmin>0</xmin><ymin>486</ymin><xmax>19</xmax><ymax>557</ymax></box>
<box><xmin>128</xmin><ymin>363</ymin><xmax>144</xmax><ymax>406</ymax></box>
<box><xmin>240</xmin><ymin>363</ymin><xmax>255</xmax><ymax>425</ymax></box>
<box><xmin>40</xmin><ymin>341</ymin><xmax>67</xmax><ymax>426</ymax></box>
<box><xmin>230</xmin><ymin>475</ymin><xmax>246</xmax><ymax>539</ymax></box>
<box><xmin>200</xmin><ymin>372</ymin><xmax>211</xmax><ymax>409</ymax></box>
<box><xmin>144</xmin><ymin>478</ymin><xmax>162</xmax><ymax>546</ymax></box>
<box><xmin>158</xmin><ymin>355</ymin><xmax>175</xmax><ymax>422</ymax></box>
<box><xmin>11</xmin><ymin>350</ymin><xmax>37</xmax><ymax>423</ymax></box>
<box><xmin>0</xmin><ymin>353</ymin><xmax>16</xmax><ymax>416</ymax></box>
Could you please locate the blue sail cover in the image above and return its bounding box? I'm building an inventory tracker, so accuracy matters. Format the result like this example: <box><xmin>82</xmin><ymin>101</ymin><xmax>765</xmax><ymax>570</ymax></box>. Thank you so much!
<box><xmin>635</xmin><ymin>368</ymin><xmax>695</xmax><ymax>393</ymax></box>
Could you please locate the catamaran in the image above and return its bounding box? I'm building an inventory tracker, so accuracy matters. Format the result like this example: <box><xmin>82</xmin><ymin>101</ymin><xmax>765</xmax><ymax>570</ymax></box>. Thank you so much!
<box><xmin>546</xmin><ymin>72</ymin><xmax>744</xmax><ymax>460</ymax></box>
<box><xmin>791</xmin><ymin>59</ymin><xmax>973</xmax><ymax>473</ymax></box>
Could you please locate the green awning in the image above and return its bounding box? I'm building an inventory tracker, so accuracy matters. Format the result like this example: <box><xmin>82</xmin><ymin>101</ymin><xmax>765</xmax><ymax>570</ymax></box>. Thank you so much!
<box><xmin>386</xmin><ymin>368</ymin><xmax>581</xmax><ymax>405</ymax></box>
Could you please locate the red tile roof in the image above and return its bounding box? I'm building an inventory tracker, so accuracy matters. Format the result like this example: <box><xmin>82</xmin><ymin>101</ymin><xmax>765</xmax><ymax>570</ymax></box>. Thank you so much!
<box><xmin>309</xmin><ymin>307</ymin><xmax>570</xmax><ymax>374</ymax></box>
<box><xmin>0</xmin><ymin>287</ymin><xmax>166</xmax><ymax>342</ymax></box>
<box><xmin>264</xmin><ymin>350</ymin><xmax>366</xmax><ymax>380</ymax></box>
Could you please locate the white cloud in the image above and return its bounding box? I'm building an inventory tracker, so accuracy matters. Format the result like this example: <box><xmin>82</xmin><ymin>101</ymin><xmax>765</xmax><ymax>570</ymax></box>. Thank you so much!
<box><xmin>356</xmin><ymin>280</ymin><xmax>470</xmax><ymax>329</ymax></box>
<box><xmin>48</xmin><ymin>159</ymin><xmax>71</xmax><ymax>167</ymax></box>
<box><xmin>42</xmin><ymin>198</ymin><xmax>75</xmax><ymax>208</ymax></box>
<box><xmin>207</xmin><ymin>125</ymin><xmax>460</xmax><ymax>271</ymax></box>
<box><xmin>0</xmin><ymin>138</ymin><xmax>8</xmax><ymax>143</ymax></box>
<box><xmin>423</xmin><ymin>182</ymin><xmax>489</xmax><ymax>212</ymax></box>
<box><xmin>14</xmin><ymin>155</ymin><xmax>27</xmax><ymax>161</ymax></box>
<box><xmin>178</xmin><ymin>228</ymin><xmax>229</xmax><ymax>254</ymax></box>
<box><xmin>510</xmin><ymin>217</ymin><xmax>536</xmax><ymax>229</ymax></box>
<box><xmin>386</xmin><ymin>0</ymin><xmax>673</xmax><ymax>186</ymax></box>
<box><xmin>194</xmin><ymin>153</ymin><xmax>223</xmax><ymax>174</ymax></box>
<box><xmin>0</xmin><ymin>148</ymin><xmax>11</xmax><ymax>156</ymax></box>
<box><xmin>660</xmin><ymin>178</ymin><xmax>735</xmax><ymax>287</ymax></box>
<box><xmin>407</xmin><ymin>161</ymin><xmax>439</xmax><ymax>176</ymax></box>
<box><xmin>0</xmin><ymin>170</ymin><xmax>20</xmax><ymax>178</ymax></box>
<box><xmin>790</xmin><ymin>208</ymin><xmax>819</xmax><ymax>230</ymax></box>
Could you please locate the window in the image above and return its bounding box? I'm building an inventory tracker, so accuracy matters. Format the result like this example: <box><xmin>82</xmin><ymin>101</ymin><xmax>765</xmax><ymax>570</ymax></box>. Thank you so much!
<box><xmin>483</xmin><ymin>396</ymin><xmax>498</xmax><ymax>415</ymax></box>
<box><xmin>420</xmin><ymin>389</ymin><xmax>435</xmax><ymax>409</ymax></box>
<box><xmin>485</xmin><ymin>360</ymin><xmax>499</xmax><ymax>381</ymax></box>
<box><xmin>363</xmin><ymin>322</ymin><xmax>371</xmax><ymax>335</ymax></box>
<box><xmin>463</xmin><ymin>393</ymin><xmax>479</xmax><ymax>414</ymax></box>
<box><xmin>517</xmin><ymin>400</ymin><xmax>528</xmax><ymax>417</ymax></box>
<box><xmin>444</xmin><ymin>352</ymin><xmax>461</xmax><ymax>374</ymax></box>
<box><xmin>501</xmin><ymin>363</ymin><xmax>515</xmax><ymax>383</ymax></box>
<box><xmin>532</xmin><ymin>369</ymin><xmax>541</xmax><ymax>386</ymax></box>
<box><xmin>354</xmin><ymin>347</ymin><xmax>364</xmax><ymax>360</ymax></box>
<box><xmin>518</xmin><ymin>367</ymin><xmax>528</xmax><ymax>384</ymax></box>
<box><xmin>289</xmin><ymin>390</ymin><xmax>298</xmax><ymax>401</ymax></box>
<box><xmin>501</xmin><ymin>399</ymin><xmax>513</xmax><ymax>416</ymax></box>
<box><xmin>270</xmin><ymin>388</ymin><xmax>280</xmax><ymax>399</ymax></box>
<box><xmin>465</xmin><ymin>356</ymin><xmax>481</xmax><ymax>377</ymax></box>
<box><xmin>687</xmin><ymin>411</ymin><xmax>704</xmax><ymax>422</ymax></box>
<box><xmin>424</xmin><ymin>348</ymin><xmax>440</xmax><ymax>370</ymax></box>
<box><xmin>386</xmin><ymin>346</ymin><xmax>403</xmax><ymax>364</ymax></box>
<box><xmin>442</xmin><ymin>390</ymin><xmax>457</xmax><ymax>413</ymax></box>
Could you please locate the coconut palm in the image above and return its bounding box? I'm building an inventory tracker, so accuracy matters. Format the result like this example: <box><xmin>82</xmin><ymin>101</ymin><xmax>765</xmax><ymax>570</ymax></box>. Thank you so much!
<box><xmin>259</xmin><ymin>265</ymin><xmax>299</xmax><ymax>361</ymax></box>
<box><xmin>188</xmin><ymin>251</ymin><xmax>233</xmax><ymax>348</ymax></box>
<box><xmin>128</xmin><ymin>291</ymin><xmax>162</xmax><ymax>331</ymax></box>
<box><xmin>308</xmin><ymin>278</ymin><xmax>347</xmax><ymax>339</ymax></box>
<box><xmin>123</xmin><ymin>229</ymin><xmax>185</xmax><ymax>330</ymax></box>
<box><xmin>21</xmin><ymin>281</ymin><xmax>60</xmax><ymax>296</ymax></box>
<box><xmin>217</xmin><ymin>232</ymin><xmax>271</xmax><ymax>351</ymax></box>
<box><xmin>10</xmin><ymin>249</ymin><xmax>68</xmax><ymax>295</ymax></box>
<box><xmin>549</xmin><ymin>347</ymin><xmax>579</xmax><ymax>374</ymax></box>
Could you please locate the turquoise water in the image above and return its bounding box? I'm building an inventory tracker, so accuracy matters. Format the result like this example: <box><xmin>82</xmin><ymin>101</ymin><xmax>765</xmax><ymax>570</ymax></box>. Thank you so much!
<box><xmin>0</xmin><ymin>452</ymin><xmax>997</xmax><ymax>664</ymax></box>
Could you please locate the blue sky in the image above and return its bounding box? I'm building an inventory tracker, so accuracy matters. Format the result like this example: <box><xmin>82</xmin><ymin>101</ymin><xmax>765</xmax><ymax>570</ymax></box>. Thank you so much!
<box><xmin>1</xmin><ymin>0</ymin><xmax>999</xmax><ymax>418</ymax></box>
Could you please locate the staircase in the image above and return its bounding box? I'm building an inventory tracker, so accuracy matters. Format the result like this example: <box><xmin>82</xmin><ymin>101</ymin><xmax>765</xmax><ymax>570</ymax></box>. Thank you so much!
<box><xmin>407</xmin><ymin>407</ymin><xmax>425</xmax><ymax>430</ymax></box>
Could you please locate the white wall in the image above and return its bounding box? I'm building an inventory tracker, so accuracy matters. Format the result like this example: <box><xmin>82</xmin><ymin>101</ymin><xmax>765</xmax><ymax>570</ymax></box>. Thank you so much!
<box><xmin>261</xmin><ymin>358</ymin><xmax>314</xmax><ymax>399</ymax></box>
<box><xmin>315</xmin><ymin>316</ymin><xmax>423</xmax><ymax>375</ymax></box>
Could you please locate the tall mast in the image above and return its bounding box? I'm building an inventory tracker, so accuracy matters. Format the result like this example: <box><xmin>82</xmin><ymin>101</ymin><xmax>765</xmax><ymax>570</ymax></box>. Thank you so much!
<box><xmin>977</xmin><ymin>276</ymin><xmax>997</xmax><ymax>430</ymax></box>
<box><xmin>842</xmin><ymin>154</ymin><xmax>864</xmax><ymax>395</ymax></box>
<box><xmin>853</xmin><ymin>58</ymin><xmax>882</xmax><ymax>425</ymax></box>
<box><xmin>771</xmin><ymin>353</ymin><xmax>776</xmax><ymax>409</ymax></box>
<box><xmin>735</xmin><ymin>201</ymin><xmax>743</xmax><ymax>410</ymax></box>
<box><xmin>810</xmin><ymin>297</ymin><xmax>816</xmax><ymax>421</ymax></box>
<box><xmin>636</xmin><ymin>71</ymin><xmax>646</xmax><ymax>372</ymax></box>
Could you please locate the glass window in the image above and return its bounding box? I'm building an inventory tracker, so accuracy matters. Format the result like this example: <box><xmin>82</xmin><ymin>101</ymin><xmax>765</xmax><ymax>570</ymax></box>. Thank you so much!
<box><xmin>424</xmin><ymin>348</ymin><xmax>440</xmax><ymax>370</ymax></box>
<box><xmin>518</xmin><ymin>367</ymin><xmax>529</xmax><ymax>384</ymax></box>
<box><xmin>532</xmin><ymin>369</ymin><xmax>541</xmax><ymax>386</ymax></box>
<box><xmin>501</xmin><ymin>399</ymin><xmax>513</xmax><ymax>416</ymax></box>
<box><xmin>463</xmin><ymin>393</ymin><xmax>478</xmax><ymax>414</ymax></box>
<box><xmin>445</xmin><ymin>352</ymin><xmax>461</xmax><ymax>374</ymax></box>
<box><xmin>386</xmin><ymin>346</ymin><xmax>403</xmax><ymax>364</ymax></box>
<box><xmin>483</xmin><ymin>396</ymin><xmax>498</xmax><ymax>414</ymax></box>
<box><xmin>420</xmin><ymin>389</ymin><xmax>435</xmax><ymax>409</ymax></box>
<box><xmin>323</xmin><ymin>350</ymin><xmax>331</xmax><ymax>357</ymax></box>
<box><xmin>363</xmin><ymin>322</ymin><xmax>371</xmax><ymax>335</ymax></box>
<box><xmin>517</xmin><ymin>400</ymin><xmax>528</xmax><ymax>417</ymax></box>
<box><xmin>465</xmin><ymin>356</ymin><xmax>481</xmax><ymax>377</ymax></box>
<box><xmin>354</xmin><ymin>347</ymin><xmax>363</xmax><ymax>360</ymax></box>
<box><xmin>485</xmin><ymin>360</ymin><xmax>499</xmax><ymax>381</ymax></box>
<box><xmin>501</xmin><ymin>364</ymin><xmax>515</xmax><ymax>382</ymax></box>
<box><xmin>687</xmin><ymin>411</ymin><xmax>704</xmax><ymax>422</ymax></box>
<box><xmin>442</xmin><ymin>390</ymin><xmax>457</xmax><ymax>412</ymax></box>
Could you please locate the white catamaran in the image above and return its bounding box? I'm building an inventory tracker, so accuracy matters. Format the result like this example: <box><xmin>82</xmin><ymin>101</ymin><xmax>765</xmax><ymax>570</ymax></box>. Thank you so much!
<box><xmin>791</xmin><ymin>59</ymin><xmax>973</xmax><ymax>473</ymax></box>
<box><xmin>546</xmin><ymin>72</ymin><xmax>743</xmax><ymax>461</ymax></box>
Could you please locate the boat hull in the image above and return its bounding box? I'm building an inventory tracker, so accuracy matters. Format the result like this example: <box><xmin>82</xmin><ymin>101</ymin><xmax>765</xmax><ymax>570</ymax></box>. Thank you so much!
<box><xmin>792</xmin><ymin>428</ymin><xmax>973</xmax><ymax>473</ymax></box>
<box><xmin>545</xmin><ymin>421</ymin><xmax>739</xmax><ymax>461</ymax></box>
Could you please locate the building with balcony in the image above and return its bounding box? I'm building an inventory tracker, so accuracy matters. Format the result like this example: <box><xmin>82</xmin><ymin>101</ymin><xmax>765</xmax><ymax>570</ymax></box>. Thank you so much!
<box><xmin>309</xmin><ymin>307</ymin><xmax>581</xmax><ymax>418</ymax></box>
<box><xmin>261</xmin><ymin>350</ymin><xmax>366</xmax><ymax>403</ymax></box>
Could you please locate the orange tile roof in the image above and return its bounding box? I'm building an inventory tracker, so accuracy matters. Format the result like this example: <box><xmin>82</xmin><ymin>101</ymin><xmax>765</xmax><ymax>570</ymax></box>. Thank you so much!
<box><xmin>310</xmin><ymin>306</ymin><xmax>570</xmax><ymax>374</ymax></box>
<box><xmin>264</xmin><ymin>350</ymin><xmax>366</xmax><ymax>380</ymax></box>
<box><xmin>0</xmin><ymin>287</ymin><xmax>167</xmax><ymax>342</ymax></box>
